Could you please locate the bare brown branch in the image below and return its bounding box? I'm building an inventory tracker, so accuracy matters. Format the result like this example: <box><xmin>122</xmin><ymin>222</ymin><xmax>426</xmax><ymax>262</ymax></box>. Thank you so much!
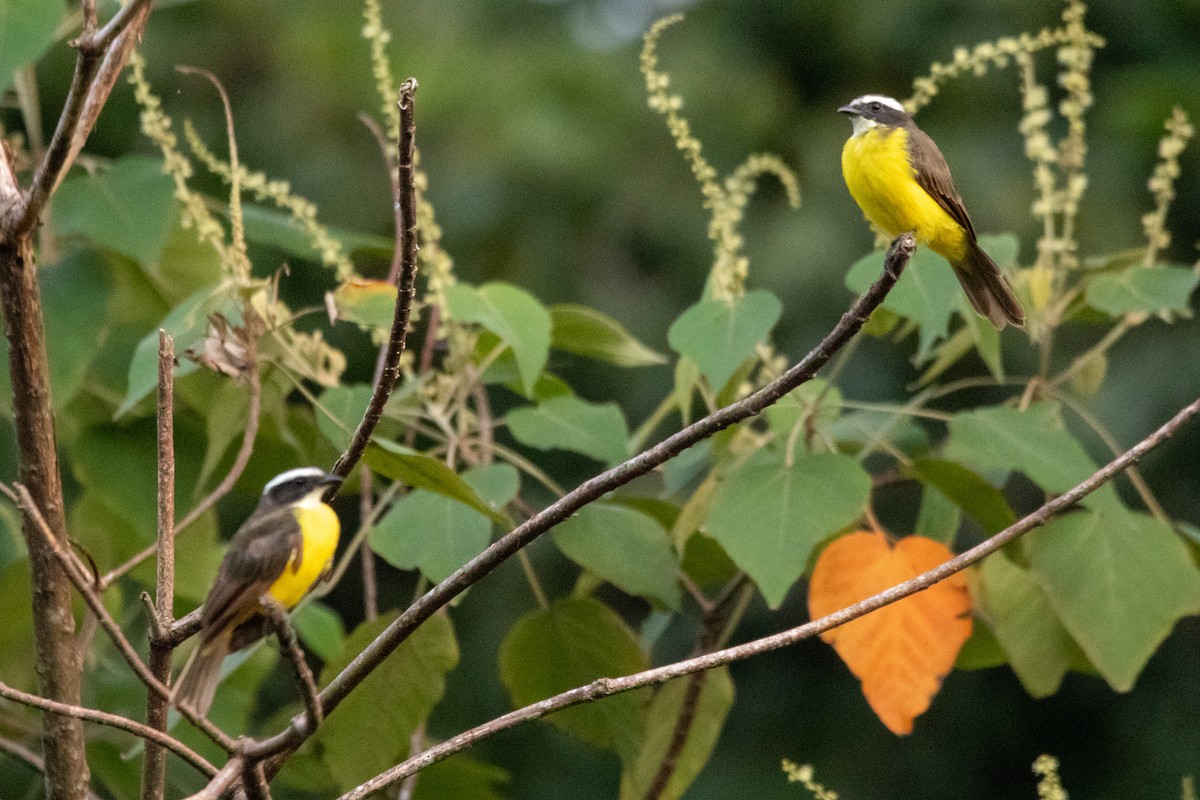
<box><xmin>18</xmin><ymin>0</ymin><xmax>154</xmax><ymax>232</ymax></box>
<box><xmin>340</xmin><ymin>392</ymin><xmax>1200</xmax><ymax>798</ymax></box>
<box><xmin>6</xmin><ymin>484</ymin><xmax>237</xmax><ymax>754</ymax></box>
<box><xmin>0</xmin><ymin>681</ymin><xmax>217</xmax><ymax>778</ymax></box>
<box><xmin>262</xmin><ymin>598</ymin><xmax>323</xmax><ymax>731</ymax></box>
<box><xmin>0</xmin><ymin>223</ymin><xmax>88</xmax><ymax>800</ymax></box>
<box><xmin>330</xmin><ymin>79</ymin><xmax>421</xmax><ymax>484</ymax></box>
<box><xmin>141</xmin><ymin>330</ymin><xmax>177</xmax><ymax>800</ymax></box>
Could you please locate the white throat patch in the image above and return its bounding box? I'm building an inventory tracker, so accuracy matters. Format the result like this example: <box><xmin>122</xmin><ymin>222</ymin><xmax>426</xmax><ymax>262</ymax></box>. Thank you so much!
<box><xmin>849</xmin><ymin>115</ymin><xmax>877</xmax><ymax>136</ymax></box>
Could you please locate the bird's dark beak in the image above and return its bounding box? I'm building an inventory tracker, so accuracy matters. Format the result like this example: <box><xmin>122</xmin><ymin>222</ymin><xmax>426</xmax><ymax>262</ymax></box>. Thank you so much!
<box><xmin>321</xmin><ymin>473</ymin><xmax>344</xmax><ymax>488</ymax></box>
<box><xmin>838</xmin><ymin>104</ymin><xmax>858</xmax><ymax>116</ymax></box>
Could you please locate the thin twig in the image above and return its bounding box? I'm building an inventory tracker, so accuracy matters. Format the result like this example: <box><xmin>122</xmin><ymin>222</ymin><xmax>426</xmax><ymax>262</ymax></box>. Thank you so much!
<box><xmin>330</xmin><ymin>79</ymin><xmax>421</xmax><ymax>484</ymax></box>
<box><xmin>0</xmin><ymin>681</ymin><xmax>216</xmax><ymax>778</ymax></box>
<box><xmin>397</xmin><ymin>722</ymin><xmax>425</xmax><ymax>800</ymax></box>
<box><xmin>237</xmin><ymin>234</ymin><xmax>916</xmax><ymax>771</ymax></box>
<box><xmin>181</xmin><ymin>757</ymin><xmax>242</xmax><ymax>800</ymax></box>
<box><xmin>141</xmin><ymin>330</ymin><xmax>176</xmax><ymax>800</ymax></box>
<box><xmin>4</xmin><ymin>484</ymin><xmax>237</xmax><ymax>753</ymax></box>
<box><xmin>242</xmin><ymin>758</ymin><xmax>272</xmax><ymax>800</ymax></box>
<box><xmin>262</xmin><ymin>599</ymin><xmax>323</xmax><ymax>730</ymax></box>
<box><xmin>17</xmin><ymin>0</ymin><xmax>154</xmax><ymax>231</ymax></box>
<box><xmin>642</xmin><ymin>576</ymin><xmax>740</xmax><ymax>800</ymax></box>
<box><xmin>101</xmin><ymin>362</ymin><xmax>263</xmax><ymax>589</ymax></box>
<box><xmin>359</xmin><ymin>465</ymin><xmax>379</xmax><ymax>621</ymax></box>
<box><xmin>339</xmin><ymin>392</ymin><xmax>1200</xmax><ymax>798</ymax></box>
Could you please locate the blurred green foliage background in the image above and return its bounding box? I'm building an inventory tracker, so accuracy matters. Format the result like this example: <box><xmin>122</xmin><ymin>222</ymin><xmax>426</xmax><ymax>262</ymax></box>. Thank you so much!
<box><xmin>10</xmin><ymin>0</ymin><xmax>1200</xmax><ymax>796</ymax></box>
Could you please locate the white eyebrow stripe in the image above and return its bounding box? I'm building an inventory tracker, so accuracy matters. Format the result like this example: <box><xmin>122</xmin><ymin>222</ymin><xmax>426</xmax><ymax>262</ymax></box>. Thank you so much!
<box><xmin>854</xmin><ymin>94</ymin><xmax>905</xmax><ymax>112</ymax></box>
<box><xmin>264</xmin><ymin>467</ymin><xmax>327</xmax><ymax>494</ymax></box>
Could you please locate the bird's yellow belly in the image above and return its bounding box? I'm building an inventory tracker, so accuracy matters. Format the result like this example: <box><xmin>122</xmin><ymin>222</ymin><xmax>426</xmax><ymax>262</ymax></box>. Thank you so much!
<box><xmin>267</xmin><ymin>504</ymin><xmax>339</xmax><ymax>609</ymax></box>
<box><xmin>842</xmin><ymin>127</ymin><xmax>967</xmax><ymax>261</ymax></box>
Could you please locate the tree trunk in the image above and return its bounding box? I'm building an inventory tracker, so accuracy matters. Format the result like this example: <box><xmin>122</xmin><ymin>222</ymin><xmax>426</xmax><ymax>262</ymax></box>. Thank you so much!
<box><xmin>0</xmin><ymin>232</ymin><xmax>89</xmax><ymax>799</ymax></box>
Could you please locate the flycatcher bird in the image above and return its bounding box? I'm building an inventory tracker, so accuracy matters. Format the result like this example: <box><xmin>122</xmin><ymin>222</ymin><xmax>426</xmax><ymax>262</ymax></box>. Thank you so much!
<box><xmin>839</xmin><ymin>94</ymin><xmax>1025</xmax><ymax>328</ymax></box>
<box><xmin>174</xmin><ymin>467</ymin><xmax>342</xmax><ymax>715</ymax></box>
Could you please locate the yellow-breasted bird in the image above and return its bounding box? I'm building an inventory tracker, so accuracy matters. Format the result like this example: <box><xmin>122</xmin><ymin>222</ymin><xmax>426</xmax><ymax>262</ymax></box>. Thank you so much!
<box><xmin>173</xmin><ymin>467</ymin><xmax>342</xmax><ymax>715</ymax></box>
<box><xmin>839</xmin><ymin>94</ymin><xmax>1025</xmax><ymax>328</ymax></box>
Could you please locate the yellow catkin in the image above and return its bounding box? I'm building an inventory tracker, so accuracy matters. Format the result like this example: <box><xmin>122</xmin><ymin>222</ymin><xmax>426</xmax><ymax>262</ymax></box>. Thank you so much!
<box><xmin>1141</xmin><ymin>107</ymin><xmax>1194</xmax><ymax>266</ymax></box>
<box><xmin>184</xmin><ymin>121</ymin><xmax>355</xmax><ymax>280</ymax></box>
<box><xmin>1033</xmin><ymin>755</ymin><xmax>1069</xmax><ymax>800</ymax></box>
<box><xmin>127</xmin><ymin>50</ymin><xmax>232</xmax><ymax>271</ymax></box>
<box><xmin>781</xmin><ymin>760</ymin><xmax>839</xmax><ymax>800</ymax></box>
<box><xmin>641</xmin><ymin>14</ymin><xmax>799</xmax><ymax>302</ymax></box>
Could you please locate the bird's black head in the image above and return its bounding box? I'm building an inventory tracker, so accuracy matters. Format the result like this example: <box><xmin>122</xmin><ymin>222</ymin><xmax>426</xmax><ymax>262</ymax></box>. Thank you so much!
<box><xmin>838</xmin><ymin>94</ymin><xmax>911</xmax><ymax>131</ymax></box>
<box><xmin>260</xmin><ymin>467</ymin><xmax>342</xmax><ymax>509</ymax></box>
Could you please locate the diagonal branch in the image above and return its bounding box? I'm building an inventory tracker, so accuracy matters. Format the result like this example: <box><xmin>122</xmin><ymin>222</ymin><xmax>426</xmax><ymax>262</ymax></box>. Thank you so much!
<box><xmin>235</xmin><ymin>234</ymin><xmax>915</xmax><ymax>773</ymax></box>
<box><xmin>339</xmin><ymin>392</ymin><xmax>1200</xmax><ymax>798</ymax></box>
<box><xmin>0</xmin><ymin>681</ymin><xmax>216</xmax><ymax>779</ymax></box>
<box><xmin>330</xmin><ymin>79</ymin><xmax>421</xmax><ymax>485</ymax></box>
<box><xmin>3</xmin><ymin>483</ymin><xmax>237</xmax><ymax>754</ymax></box>
<box><xmin>16</xmin><ymin>0</ymin><xmax>155</xmax><ymax>232</ymax></box>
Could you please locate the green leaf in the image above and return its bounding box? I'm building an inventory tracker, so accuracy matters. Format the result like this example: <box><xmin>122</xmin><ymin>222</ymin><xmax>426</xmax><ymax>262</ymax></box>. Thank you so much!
<box><xmin>196</xmin><ymin>377</ymin><xmax>251</xmax><ymax>490</ymax></box>
<box><xmin>499</xmin><ymin>597</ymin><xmax>648</xmax><ymax>765</ymax></box>
<box><xmin>909</xmin><ymin>458</ymin><xmax>1016</xmax><ymax>535</ymax></box>
<box><xmin>846</xmin><ymin>245</ymin><xmax>958</xmax><ymax>362</ymax></box>
<box><xmin>549</xmin><ymin>304</ymin><xmax>667</xmax><ymax>367</ymax></box>
<box><xmin>238</xmin><ymin>202</ymin><xmax>394</xmax><ymax>258</ymax></box>
<box><xmin>151</xmin><ymin>213</ymin><xmax>225</xmax><ymax>297</ymax></box>
<box><xmin>330</xmin><ymin>279</ymin><xmax>398</xmax><ymax>331</ymax></box>
<box><xmin>370</xmin><ymin>465</ymin><xmax>514</xmax><ymax>583</ymax></box>
<box><xmin>292</xmin><ymin>601</ymin><xmax>346</xmax><ymax>663</ymax></box>
<box><xmin>448</xmin><ymin>282</ymin><xmax>552</xmax><ymax>395</ymax></box>
<box><xmin>117</xmin><ymin>287</ymin><xmax>235</xmax><ymax>418</ymax></box>
<box><xmin>764</xmin><ymin>379</ymin><xmax>843</xmax><ymax>440</ymax></box>
<box><xmin>912</xmin><ymin>484</ymin><xmax>962</xmax><ymax>546</ymax></box>
<box><xmin>311</xmin><ymin>613</ymin><xmax>459</xmax><ymax>791</ymax></box>
<box><xmin>667</xmin><ymin>290</ymin><xmax>782</xmax><ymax>390</ymax></box>
<box><xmin>364</xmin><ymin>439</ymin><xmax>509</xmax><ymax>525</ymax></box>
<box><xmin>0</xmin><ymin>502</ymin><xmax>24</xmax><ymax>574</ymax></box>
<box><xmin>944</xmin><ymin>402</ymin><xmax>1121</xmax><ymax>512</ymax></box>
<box><xmin>53</xmin><ymin>156</ymin><xmax>177</xmax><ymax>266</ymax></box>
<box><xmin>1086</xmin><ymin>264</ymin><xmax>1199</xmax><ymax>316</ymax></box>
<box><xmin>316</xmin><ymin>383</ymin><xmax>374</xmax><ymax>452</ymax></box>
<box><xmin>71</xmin><ymin>419</ymin><xmax>207</xmax><ymax>544</ymax></box>
<box><xmin>42</xmin><ymin>250</ymin><xmax>114</xmax><ymax>411</ymax></box>
<box><xmin>680</xmin><ymin>532</ymin><xmax>738</xmax><ymax>589</ymax></box>
<box><xmin>412</xmin><ymin>754</ymin><xmax>509</xmax><ymax>800</ymax></box>
<box><xmin>975</xmin><ymin>553</ymin><xmax>1074</xmax><ymax>697</ymax></box>
<box><xmin>1025</xmin><ymin>509</ymin><xmax>1200</xmax><ymax>691</ymax></box>
<box><xmin>507</xmin><ymin>395</ymin><xmax>630</xmax><ymax>467</ymax></box>
<box><xmin>0</xmin><ymin>0</ymin><xmax>64</xmax><ymax>90</ymax></box>
<box><xmin>706</xmin><ymin>449</ymin><xmax>871</xmax><ymax>608</ymax></box>
<box><xmin>619</xmin><ymin>667</ymin><xmax>734</xmax><ymax>800</ymax></box>
<box><xmin>0</xmin><ymin>564</ymin><xmax>35</xmax><ymax>692</ymax></box>
<box><xmin>552</xmin><ymin>502</ymin><xmax>681</xmax><ymax>610</ymax></box>
<box><xmin>847</xmin><ymin>233</ymin><xmax>1018</xmax><ymax>362</ymax></box>
<box><xmin>963</xmin><ymin>305</ymin><xmax>1004</xmax><ymax>381</ymax></box>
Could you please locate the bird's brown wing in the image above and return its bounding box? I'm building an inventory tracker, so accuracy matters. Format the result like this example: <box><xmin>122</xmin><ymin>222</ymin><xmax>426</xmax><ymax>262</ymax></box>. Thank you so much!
<box><xmin>905</xmin><ymin>125</ymin><xmax>977</xmax><ymax>240</ymax></box>
<box><xmin>198</xmin><ymin>505</ymin><xmax>302</xmax><ymax>641</ymax></box>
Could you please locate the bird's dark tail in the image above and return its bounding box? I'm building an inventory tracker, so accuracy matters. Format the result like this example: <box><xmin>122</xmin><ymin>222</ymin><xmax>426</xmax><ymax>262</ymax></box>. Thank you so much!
<box><xmin>951</xmin><ymin>241</ymin><xmax>1025</xmax><ymax>329</ymax></box>
<box><xmin>172</xmin><ymin>631</ymin><xmax>231</xmax><ymax>717</ymax></box>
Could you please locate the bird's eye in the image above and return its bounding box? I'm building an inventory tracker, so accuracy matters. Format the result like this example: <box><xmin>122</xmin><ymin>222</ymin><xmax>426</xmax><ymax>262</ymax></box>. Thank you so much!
<box><xmin>869</xmin><ymin>101</ymin><xmax>881</xmax><ymax>111</ymax></box>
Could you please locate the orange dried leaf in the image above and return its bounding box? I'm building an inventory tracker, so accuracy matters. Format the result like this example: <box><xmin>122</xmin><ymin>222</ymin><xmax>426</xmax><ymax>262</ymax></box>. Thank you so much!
<box><xmin>808</xmin><ymin>530</ymin><xmax>972</xmax><ymax>735</ymax></box>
